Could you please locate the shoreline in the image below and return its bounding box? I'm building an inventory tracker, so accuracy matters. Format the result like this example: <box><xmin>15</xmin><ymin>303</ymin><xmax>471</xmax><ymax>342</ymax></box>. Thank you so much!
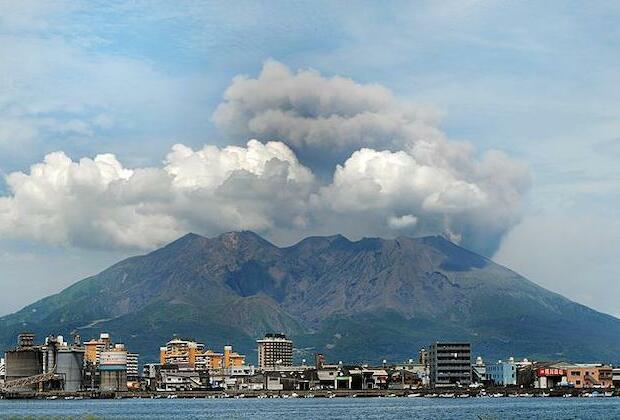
<box><xmin>1</xmin><ymin>388</ymin><xmax>617</xmax><ymax>400</ymax></box>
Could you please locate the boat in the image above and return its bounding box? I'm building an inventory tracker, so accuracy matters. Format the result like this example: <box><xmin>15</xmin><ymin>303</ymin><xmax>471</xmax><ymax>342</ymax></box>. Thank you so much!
<box><xmin>407</xmin><ymin>393</ymin><xmax>422</xmax><ymax>398</ymax></box>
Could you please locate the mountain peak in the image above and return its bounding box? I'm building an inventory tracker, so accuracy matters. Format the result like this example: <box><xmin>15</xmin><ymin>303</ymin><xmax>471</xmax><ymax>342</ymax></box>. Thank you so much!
<box><xmin>216</xmin><ymin>230</ymin><xmax>275</xmax><ymax>250</ymax></box>
<box><xmin>179</xmin><ymin>232</ymin><xmax>204</xmax><ymax>241</ymax></box>
<box><xmin>160</xmin><ymin>232</ymin><xmax>205</xmax><ymax>248</ymax></box>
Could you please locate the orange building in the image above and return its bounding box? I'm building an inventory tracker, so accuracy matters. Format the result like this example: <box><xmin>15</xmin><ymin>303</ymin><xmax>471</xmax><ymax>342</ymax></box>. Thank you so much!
<box><xmin>223</xmin><ymin>345</ymin><xmax>245</xmax><ymax>368</ymax></box>
<box><xmin>84</xmin><ymin>333</ymin><xmax>111</xmax><ymax>364</ymax></box>
<box><xmin>562</xmin><ymin>364</ymin><xmax>613</xmax><ymax>388</ymax></box>
<box><xmin>160</xmin><ymin>338</ymin><xmax>245</xmax><ymax>370</ymax></box>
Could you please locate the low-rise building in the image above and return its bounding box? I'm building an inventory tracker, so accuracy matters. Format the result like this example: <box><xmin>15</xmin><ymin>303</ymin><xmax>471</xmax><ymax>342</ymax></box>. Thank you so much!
<box><xmin>486</xmin><ymin>358</ymin><xmax>517</xmax><ymax>386</ymax></box>
<box><xmin>472</xmin><ymin>356</ymin><xmax>486</xmax><ymax>385</ymax></box>
<box><xmin>142</xmin><ymin>363</ymin><xmax>161</xmax><ymax>391</ymax></box>
<box><xmin>159</xmin><ymin>369</ymin><xmax>209</xmax><ymax>391</ymax></box>
<box><xmin>561</xmin><ymin>363</ymin><xmax>613</xmax><ymax>388</ymax></box>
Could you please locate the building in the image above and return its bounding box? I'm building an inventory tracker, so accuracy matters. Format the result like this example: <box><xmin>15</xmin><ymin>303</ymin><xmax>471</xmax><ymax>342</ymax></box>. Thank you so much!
<box><xmin>223</xmin><ymin>345</ymin><xmax>245</xmax><ymax>368</ymax></box>
<box><xmin>4</xmin><ymin>333</ymin><xmax>86</xmax><ymax>392</ymax></box>
<box><xmin>142</xmin><ymin>363</ymin><xmax>161</xmax><ymax>391</ymax></box>
<box><xmin>428</xmin><ymin>342</ymin><xmax>472</xmax><ymax>388</ymax></box>
<box><xmin>531</xmin><ymin>365</ymin><xmax>566</xmax><ymax>389</ymax></box>
<box><xmin>4</xmin><ymin>333</ymin><xmax>44</xmax><ymax>385</ymax></box>
<box><xmin>0</xmin><ymin>357</ymin><xmax>5</xmax><ymax>384</ymax></box>
<box><xmin>257</xmin><ymin>333</ymin><xmax>293</xmax><ymax>369</ymax></box>
<box><xmin>392</xmin><ymin>359</ymin><xmax>427</xmax><ymax>388</ymax></box>
<box><xmin>561</xmin><ymin>363</ymin><xmax>613</xmax><ymax>388</ymax></box>
<box><xmin>84</xmin><ymin>333</ymin><xmax>112</xmax><ymax>365</ymax></box>
<box><xmin>98</xmin><ymin>344</ymin><xmax>128</xmax><ymax>392</ymax></box>
<box><xmin>43</xmin><ymin>335</ymin><xmax>85</xmax><ymax>392</ymax></box>
<box><xmin>159</xmin><ymin>370</ymin><xmax>209</xmax><ymax>391</ymax></box>
<box><xmin>486</xmin><ymin>358</ymin><xmax>517</xmax><ymax>386</ymax></box>
<box><xmin>418</xmin><ymin>348</ymin><xmax>428</xmax><ymax>366</ymax></box>
<box><xmin>613</xmin><ymin>368</ymin><xmax>620</xmax><ymax>388</ymax></box>
<box><xmin>315</xmin><ymin>353</ymin><xmax>325</xmax><ymax>369</ymax></box>
<box><xmin>126</xmin><ymin>352</ymin><xmax>140</xmax><ymax>390</ymax></box>
<box><xmin>126</xmin><ymin>352</ymin><xmax>139</xmax><ymax>380</ymax></box>
<box><xmin>471</xmin><ymin>356</ymin><xmax>486</xmax><ymax>384</ymax></box>
<box><xmin>159</xmin><ymin>338</ymin><xmax>245</xmax><ymax>371</ymax></box>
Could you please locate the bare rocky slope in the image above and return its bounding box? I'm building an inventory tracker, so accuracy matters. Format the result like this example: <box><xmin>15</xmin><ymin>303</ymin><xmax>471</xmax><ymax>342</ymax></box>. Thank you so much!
<box><xmin>2</xmin><ymin>231</ymin><xmax>619</xmax><ymax>364</ymax></box>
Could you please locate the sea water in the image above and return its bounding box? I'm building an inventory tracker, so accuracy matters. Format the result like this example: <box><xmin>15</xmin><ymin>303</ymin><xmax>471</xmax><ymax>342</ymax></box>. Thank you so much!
<box><xmin>0</xmin><ymin>397</ymin><xmax>618</xmax><ymax>419</ymax></box>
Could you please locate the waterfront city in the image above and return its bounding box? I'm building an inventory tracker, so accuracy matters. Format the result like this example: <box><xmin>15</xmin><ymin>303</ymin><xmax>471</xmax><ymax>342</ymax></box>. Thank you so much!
<box><xmin>2</xmin><ymin>331</ymin><xmax>619</xmax><ymax>400</ymax></box>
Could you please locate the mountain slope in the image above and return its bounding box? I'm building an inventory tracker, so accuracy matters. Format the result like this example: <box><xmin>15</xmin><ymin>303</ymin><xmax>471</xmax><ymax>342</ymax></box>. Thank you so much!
<box><xmin>1</xmin><ymin>231</ymin><xmax>619</xmax><ymax>364</ymax></box>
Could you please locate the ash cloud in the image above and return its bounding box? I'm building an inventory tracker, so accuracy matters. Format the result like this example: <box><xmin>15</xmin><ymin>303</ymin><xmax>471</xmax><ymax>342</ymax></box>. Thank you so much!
<box><xmin>0</xmin><ymin>61</ymin><xmax>530</xmax><ymax>255</ymax></box>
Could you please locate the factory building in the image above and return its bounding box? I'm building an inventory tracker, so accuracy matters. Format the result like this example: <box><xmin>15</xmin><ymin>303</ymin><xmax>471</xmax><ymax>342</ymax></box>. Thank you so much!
<box><xmin>4</xmin><ymin>333</ymin><xmax>44</xmax><ymax>386</ymax></box>
<box><xmin>42</xmin><ymin>335</ymin><xmax>85</xmax><ymax>392</ymax></box>
<box><xmin>99</xmin><ymin>344</ymin><xmax>128</xmax><ymax>392</ymax></box>
<box><xmin>4</xmin><ymin>333</ymin><xmax>85</xmax><ymax>392</ymax></box>
<box><xmin>55</xmin><ymin>348</ymin><xmax>85</xmax><ymax>392</ymax></box>
<box><xmin>428</xmin><ymin>342</ymin><xmax>472</xmax><ymax>388</ymax></box>
<box><xmin>3</xmin><ymin>332</ymin><xmax>137</xmax><ymax>392</ymax></box>
<box><xmin>257</xmin><ymin>333</ymin><xmax>294</xmax><ymax>369</ymax></box>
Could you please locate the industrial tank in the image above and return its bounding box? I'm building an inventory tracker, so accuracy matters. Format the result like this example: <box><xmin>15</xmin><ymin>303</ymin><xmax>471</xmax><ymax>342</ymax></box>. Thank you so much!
<box><xmin>5</xmin><ymin>349</ymin><xmax>43</xmax><ymax>381</ymax></box>
<box><xmin>56</xmin><ymin>349</ymin><xmax>85</xmax><ymax>392</ymax></box>
<box><xmin>98</xmin><ymin>346</ymin><xmax>128</xmax><ymax>391</ymax></box>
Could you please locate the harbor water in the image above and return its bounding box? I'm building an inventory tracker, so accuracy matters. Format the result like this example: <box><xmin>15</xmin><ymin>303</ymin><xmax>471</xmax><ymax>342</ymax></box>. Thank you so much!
<box><xmin>1</xmin><ymin>397</ymin><xmax>620</xmax><ymax>419</ymax></box>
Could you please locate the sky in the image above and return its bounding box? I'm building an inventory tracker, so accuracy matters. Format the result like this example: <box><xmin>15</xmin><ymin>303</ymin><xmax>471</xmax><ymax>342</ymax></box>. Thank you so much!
<box><xmin>0</xmin><ymin>0</ymin><xmax>619</xmax><ymax>317</ymax></box>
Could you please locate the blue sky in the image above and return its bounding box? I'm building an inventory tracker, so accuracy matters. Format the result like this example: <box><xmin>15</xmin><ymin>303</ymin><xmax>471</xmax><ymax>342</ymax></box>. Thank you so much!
<box><xmin>0</xmin><ymin>0</ymin><xmax>619</xmax><ymax>316</ymax></box>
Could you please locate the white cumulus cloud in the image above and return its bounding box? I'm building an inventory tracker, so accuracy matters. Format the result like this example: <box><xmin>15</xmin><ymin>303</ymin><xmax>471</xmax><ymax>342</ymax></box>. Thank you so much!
<box><xmin>0</xmin><ymin>140</ymin><xmax>314</xmax><ymax>249</ymax></box>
